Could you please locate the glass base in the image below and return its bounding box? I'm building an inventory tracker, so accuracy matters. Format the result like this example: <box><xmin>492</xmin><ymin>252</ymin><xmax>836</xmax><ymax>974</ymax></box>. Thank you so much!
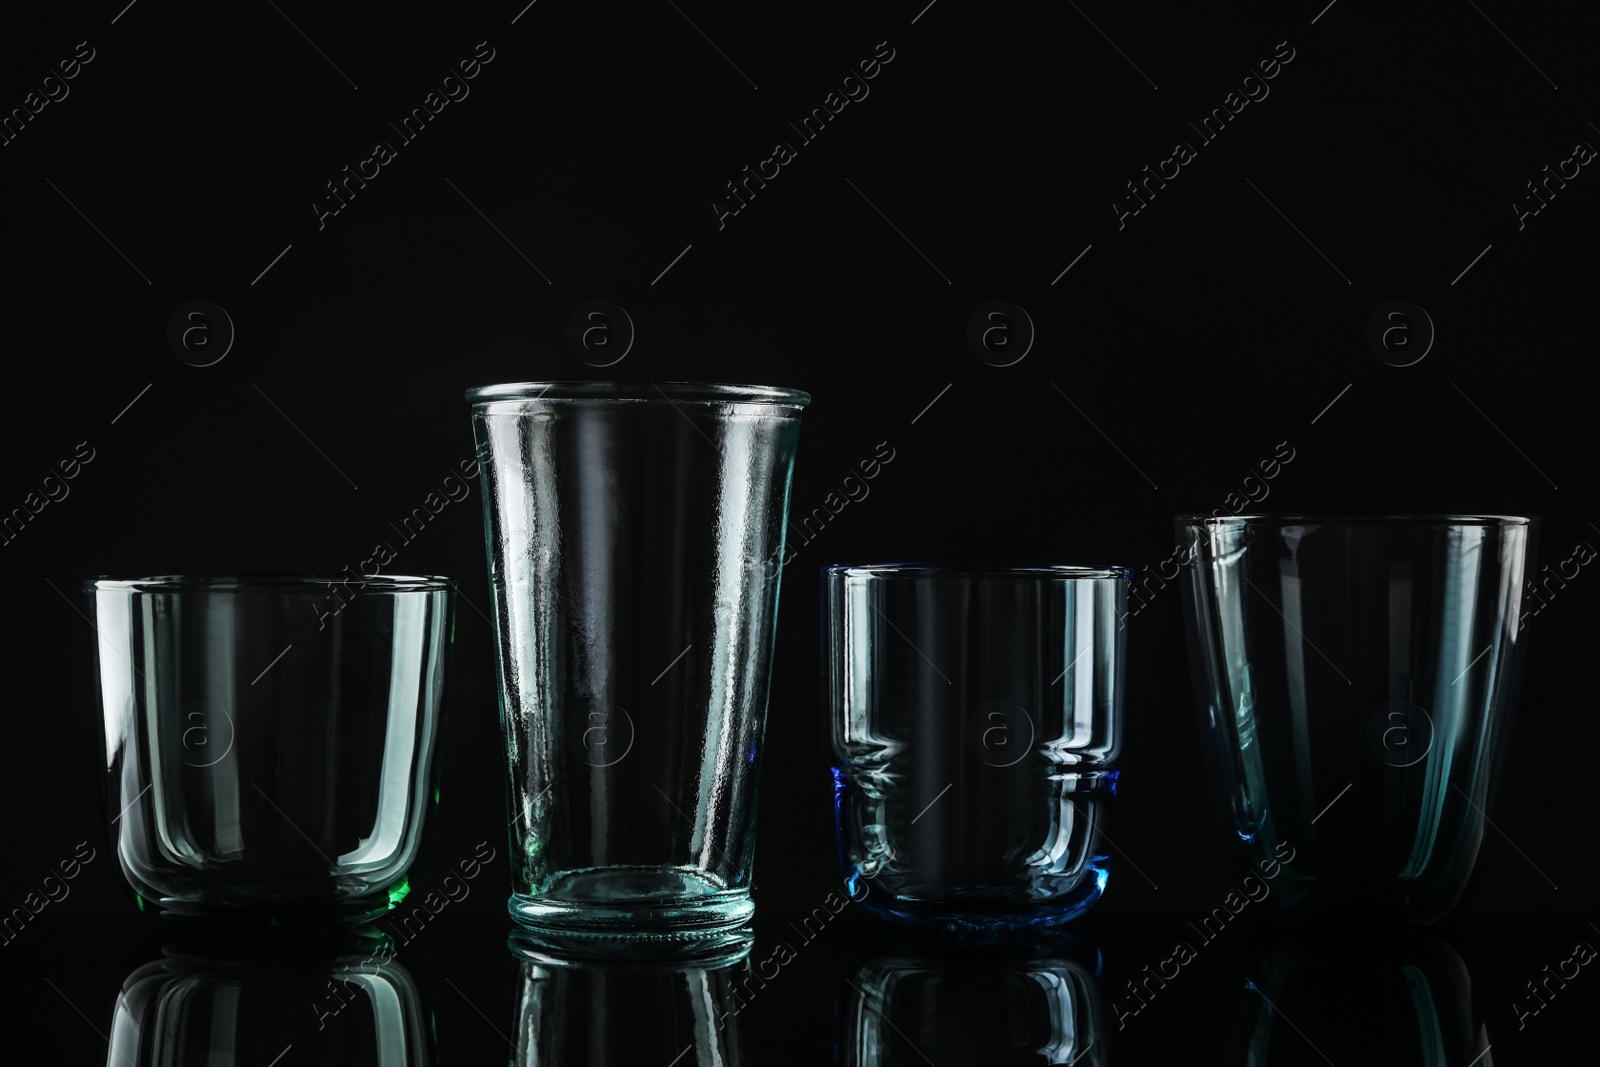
<box><xmin>149</xmin><ymin>891</ymin><xmax>403</xmax><ymax>927</ymax></box>
<box><xmin>850</xmin><ymin>865</ymin><xmax>1108</xmax><ymax>936</ymax></box>
<box><xmin>508</xmin><ymin>924</ymin><xmax>755</xmax><ymax>965</ymax></box>
<box><xmin>510</xmin><ymin>865</ymin><xmax>754</xmax><ymax>942</ymax></box>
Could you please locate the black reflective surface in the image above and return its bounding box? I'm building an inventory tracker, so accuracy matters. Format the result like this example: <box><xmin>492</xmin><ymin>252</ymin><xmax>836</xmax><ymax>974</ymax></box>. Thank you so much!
<box><xmin>7</xmin><ymin>907</ymin><xmax>1590</xmax><ymax>1065</ymax></box>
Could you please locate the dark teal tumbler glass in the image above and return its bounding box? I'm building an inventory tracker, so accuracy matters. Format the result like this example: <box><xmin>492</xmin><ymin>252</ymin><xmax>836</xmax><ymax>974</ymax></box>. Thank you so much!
<box><xmin>1177</xmin><ymin>515</ymin><xmax>1538</xmax><ymax>922</ymax></box>
<box><xmin>86</xmin><ymin>576</ymin><xmax>453</xmax><ymax>918</ymax></box>
<box><xmin>825</xmin><ymin>565</ymin><xmax>1130</xmax><ymax>931</ymax></box>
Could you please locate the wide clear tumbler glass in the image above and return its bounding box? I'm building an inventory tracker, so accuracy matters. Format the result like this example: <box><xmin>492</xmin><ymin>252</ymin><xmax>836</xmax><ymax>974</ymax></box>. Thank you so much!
<box><xmin>825</xmin><ymin>564</ymin><xmax>1129</xmax><ymax>930</ymax></box>
<box><xmin>468</xmin><ymin>381</ymin><xmax>808</xmax><ymax>943</ymax></box>
<box><xmin>1176</xmin><ymin>515</ymin><xmax>1538</xmax><ymax>921</ymax></box>
<box><xmin>85</xmin><ymin>575</ymin><xmax>454</xmax><ymax>917</ymax></box>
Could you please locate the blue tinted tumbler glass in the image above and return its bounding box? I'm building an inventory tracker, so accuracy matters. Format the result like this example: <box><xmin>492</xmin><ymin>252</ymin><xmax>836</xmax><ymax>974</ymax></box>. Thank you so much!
<box><xmin>468</xmin><ymin>382</ymin><xmax>808</xmax><ymax>943</ymax></box>
<box><xmin>1177</xmin><ymin>515</ymin><xmax>1538</xmax><ymax>921</ymax></box>
<box><xmin>86</xmin><ymin>575</ymin><xmax>454</xmax><ymax>917</ymax></box>
<box><xmin>825</xmin><ymin>565</ymin><xmax>1130</xmax><ymax>929</ymax></box>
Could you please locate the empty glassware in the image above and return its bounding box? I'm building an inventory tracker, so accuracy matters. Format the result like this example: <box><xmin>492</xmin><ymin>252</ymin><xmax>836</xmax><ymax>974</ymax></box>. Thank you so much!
<box><xmin>85</xmin><ymin>575</ymin><xmax>454</xmax><ymax>916</ymax></box>
<box><xmin>1176</xmin><ymin>515</ymin><xmax>1538</xmax><ymax>921</ymax></box>
<box><xmin>468</xmin><ymin>382</ymin><xmax>808</xmax><ymax>944</ymax></box>
<box><xmin>825</xmin><ymin>564</ymin><xmax>1130</xmax><ymax>930</ymax></box>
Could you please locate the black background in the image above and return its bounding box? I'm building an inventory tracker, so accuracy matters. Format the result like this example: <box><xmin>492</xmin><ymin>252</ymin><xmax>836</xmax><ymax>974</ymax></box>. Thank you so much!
<box><xmin>3</xmin><ymin>0</ymin><xmax>1597</xmax><ymax>1061</ymax></box>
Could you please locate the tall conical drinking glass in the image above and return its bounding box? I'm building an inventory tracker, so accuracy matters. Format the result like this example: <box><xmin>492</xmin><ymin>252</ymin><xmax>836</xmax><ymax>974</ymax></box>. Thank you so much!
<box><xmin>468</xmin><ymin>382</ymin><xmax>808</xmax><ymax>946</ymax></box>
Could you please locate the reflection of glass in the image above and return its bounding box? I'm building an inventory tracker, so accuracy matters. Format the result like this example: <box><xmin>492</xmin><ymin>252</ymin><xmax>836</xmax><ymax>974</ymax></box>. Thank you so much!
<box><xmin>107</xmin><ymin>930</ymin><xmax>432</xmax><ymax>1065</ymax></box>
<box><xmin>844</xmin><ymin>934</ymin><xmax>1106</xmax><ymax>1066</ymax></box>
<box><xmin>469</xmin><ymin>382</ymin><xmax>808</xmax><ymax>945</ymax></box>
<box><xmin>824</xmin><ymin>565</ymin><xmax>1129</xmax><ymax>929</ymax></box>
<box><xmin>85</xmin><ymin>576</ymin><xmax>454</xmax><ymax>917</ymax></box>
<box><xmin>1220</xmin><ymin>933</ymin><xmax>1491</xmax><ymax>1065</ymax></box>
<box><xmin>1177</xmin><ymin>515</ymin><xmax>1538</xmax><ymax>921</ymax></box>
<box><xmin>507</xmin><ymin>931</ymin><xmax>754</xmax><ymax>1065</ymax></box>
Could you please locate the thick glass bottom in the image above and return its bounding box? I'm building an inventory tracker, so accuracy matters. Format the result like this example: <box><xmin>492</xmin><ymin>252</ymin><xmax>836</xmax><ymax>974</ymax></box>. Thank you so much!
<box><xmin>147</xmin><ymin>884</ymin><xmax>406</xmax><ymax>926</ymax></box>
<box><xmin>850</xmin><ymin>864</ymin><xmax>1108</xmax><ymax>935</ymax></box>
<box><xmin>510</xmin><ymin>865</ymin><xmax>754</xmax><ymax>946</ymax></box>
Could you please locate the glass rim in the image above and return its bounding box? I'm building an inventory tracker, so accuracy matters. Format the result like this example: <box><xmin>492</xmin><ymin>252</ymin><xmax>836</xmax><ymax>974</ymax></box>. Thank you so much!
<box><xmin>823</xmin><ymin>563</ymin><xmax>1132</xmax><ymax>581</ymax></box>
<box><xmin>1175</xmin><ymin>513</ymin><xmax>1536</xmax><ymax>526</ymax></box>
<box><xmin>83</xmin><ymin>574</ymin><xmax>454</xmax><ymax>593</ymax></box>
<box><xmin>465</xmin><ymin>381</ymin><xmax>811</xmax><ymax>406</ymax></box>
